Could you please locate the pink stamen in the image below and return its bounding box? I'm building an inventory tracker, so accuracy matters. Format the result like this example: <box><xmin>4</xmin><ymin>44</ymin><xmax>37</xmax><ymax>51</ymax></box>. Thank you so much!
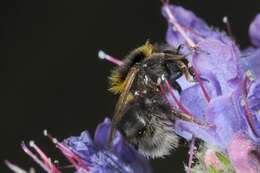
<box><xmin>43</xmin><ymin>130</ymin><xmax>90</xmax><ymax>172</ymax></box>
<box><xmin>159</xmin><ymin>82</ymin><xmax>177</xmax><ymax>109</ymax></box>
<box><xmin>21</xmin><ymin>142</ymin><xmax>59</xmax><ymax>173</ymax></box>
<box><xmin>5</xmin><ymin>160</ymin><xmax>32</xmax><ymax>173</ymax></box>
<box><xmin>192</xmin><ymin>67</ymin><xmax>211</xmax><ymax>103</ymax></box>
<box><xmin>163</xmin><ymin>2</ymin><xmax>210</xmax><ymax>103</ymax></box>
<box><xmin>29</xmin><ymin>141</ymin><xmax>61</xmax><ymax>173</ymax></box>
<box><xmin>159</xmin><ymin>77</ymin><xmax>193</xmax><ymax>117</ymax></box>
<box><xmin>179</xmin><ymin>23</ymin><xmax>205</xmax><ymax>40</ymax></box>
<box><xmin>98</xmin><ymin>50</ymin><xmax>123</xmax><ymax>65</ymax></box>
<box><xmin>163</xmin><ymin>3</ymin><xmax>197</xmax><ymax>50</ymax></box>
<box><xmin>164</xmin><ymin>78</ymin><xmax>193</xmax><ymax>116</ymax></box>
<box><xmin>161</xmin><ymin>79</ymin><xmax>215</xmax><ymax>128</ymax></box>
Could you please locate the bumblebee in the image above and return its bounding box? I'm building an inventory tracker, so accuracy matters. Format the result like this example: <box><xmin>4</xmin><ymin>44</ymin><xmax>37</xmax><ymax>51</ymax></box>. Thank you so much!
<box><xmin>108</xmin><ymin>42</ymin><xmax>196</xmax><ymax>158</ymax></box>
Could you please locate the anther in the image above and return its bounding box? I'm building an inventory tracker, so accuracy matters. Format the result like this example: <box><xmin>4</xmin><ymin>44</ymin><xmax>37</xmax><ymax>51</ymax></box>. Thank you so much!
<box><xmin>246</xmin><ymin>70</ymin><xmax>255</xmax><ymax>81</ymax></box>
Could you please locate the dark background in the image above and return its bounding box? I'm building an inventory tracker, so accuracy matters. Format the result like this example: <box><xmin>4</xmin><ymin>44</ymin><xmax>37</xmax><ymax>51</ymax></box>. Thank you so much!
<box><xmin>0</xmin><ymin>0</ymin><xmax>259</xmax><ymax>172</ymax></box>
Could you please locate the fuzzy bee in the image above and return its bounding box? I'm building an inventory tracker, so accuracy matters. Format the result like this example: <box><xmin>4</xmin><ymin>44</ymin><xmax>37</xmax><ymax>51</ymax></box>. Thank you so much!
<box><xmin>108</xmin><ymin>42</ymin><xmax>197</xmax><ymax>158</ymax></box>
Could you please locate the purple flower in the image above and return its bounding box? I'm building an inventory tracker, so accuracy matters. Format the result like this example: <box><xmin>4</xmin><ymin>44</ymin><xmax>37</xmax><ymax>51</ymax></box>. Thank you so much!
<box><xmin>7</xmin><ymin>3</ymin><xmax>260</xmax><ymax>173</ymax></box>
<box><xmin>162</xmin><ymin>5</ymin><xmax>233</xmax><ymax>54</ymax></box>
<box><xmin>64</xmin><ymin>118</ymin><xmax>152</xmax><ymax>173</ymax></box>
<box><xmin>7</xmin><ymin>118</ymin><xmax>152</xmax><ymax>173</ymax></box>
<box><xmin>162</xmin><ymin>3</ymin><xmax>260</xmax><ymax>173</ymax></box>
<box><xmin>228</xmin><ymin>132</ymin><xmax>260</xmax><ymax>173</ymax></box>
<box><xmin>249</xmin><ymin>14</ymin><xmax>260</xmax><ymax>47</ymax></box>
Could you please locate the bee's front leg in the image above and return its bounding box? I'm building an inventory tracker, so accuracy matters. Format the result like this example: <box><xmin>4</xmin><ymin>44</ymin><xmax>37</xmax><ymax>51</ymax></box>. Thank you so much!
<box><xmin>170</xmin><ymin>109</ymin><xmax>214</xmax><ymax>128</ymax></box>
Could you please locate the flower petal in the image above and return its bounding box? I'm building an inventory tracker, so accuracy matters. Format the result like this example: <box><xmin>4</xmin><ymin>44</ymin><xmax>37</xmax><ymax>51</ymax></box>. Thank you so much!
<box><xmin>205</xmin><ymin>89</ymin><xmax>247</xmax><ymax>148</ymax></box>
<box><xmin>240</xmin><ymin>48</ymin><xmax>260</xmax><ymax>79</ymax></box>
<box><xmin>174</xmin><ymin>82</ymin><xmax>223</xmax><ymax>147</ymax></box>
<box><xmin>65</xmin><ymin>119</ymin><xmax>152</xmax><ymax>173</ymax></box>
<box><xmin>247</xmin><ymin>79</ymin><xmax>260</xmax><ymax>139</ymax></box>
<box><xmin>65</xmin><ymin>131</ymin><xmax>134</xmax><ymax>173</ymax></box>
<box><xmin>249</xmin><ymin>14</ymin><xmax>260</xmax><ymax>47</ymax></box>
<box><xmin>94</xmin><ymin>117</ymin><xmax>121</xmax><ymax>149</ymax></box>
<box><xmin>64</xmin><ymin>131</ymin><xmax>96</xmax><ymax>158</ymax></box>
<box><xmin>176</xmin><ymin>85</ymin><xmax>247</xmax><ymax>149</ymax></box>
<box><xmin>192</xmin><ymin>38</ymin><xmax>241</xmax><ymax>95</ymax></box>
<box><xmin>162</xmin><ymin>5</ymin><xmax>231</xmax><ymax>50</ymax></box>
<box><xmin>228</xmin><ymin>131</ymin><xmax>260</xmax><ymax>173</ymax></box>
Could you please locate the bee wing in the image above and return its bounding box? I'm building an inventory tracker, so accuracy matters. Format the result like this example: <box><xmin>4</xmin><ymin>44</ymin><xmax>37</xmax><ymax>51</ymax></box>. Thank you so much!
<box><xmin>108</xmin><ymin>66</ymin><xmax>139</xmax><ymax>148</ymax></box>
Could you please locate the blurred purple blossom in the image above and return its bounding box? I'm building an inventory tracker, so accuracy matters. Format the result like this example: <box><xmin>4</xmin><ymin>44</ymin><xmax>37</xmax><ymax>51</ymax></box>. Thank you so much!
<box><xmin>162</xmin><ymin>3</ymin><xmax>260</xmax><ymax>173</ymax></box>
<box><xmin>249</xmin><ymin>14</ymin><xmax>260</xmax><ymax>47</ymax></box>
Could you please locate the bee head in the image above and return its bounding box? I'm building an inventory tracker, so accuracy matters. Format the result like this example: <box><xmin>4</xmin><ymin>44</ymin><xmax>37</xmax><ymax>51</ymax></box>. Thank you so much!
<box><xmin>117</xmin><ymin>97</ymin><xmax>179</xmax><ymax>158</ymax></box>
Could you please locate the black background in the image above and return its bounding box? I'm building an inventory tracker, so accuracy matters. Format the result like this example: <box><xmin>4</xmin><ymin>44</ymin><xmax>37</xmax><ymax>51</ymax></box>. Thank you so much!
<box><xmin>0</xmin><ymin>0</ymin><xmax>259</xmax><ymax>173</ymax></box>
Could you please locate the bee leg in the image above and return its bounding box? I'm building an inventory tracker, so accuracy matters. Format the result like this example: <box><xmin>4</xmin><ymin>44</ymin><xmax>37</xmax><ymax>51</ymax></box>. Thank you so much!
<box><xmin>172</xmin><ymin>110</ymin><xmax>193</xmax><ymax>122</ymax></box>
<box><xmin>170</xmin><ymin>80</ymin><xmax>182</xmax><ymax>94</ymax></box>
<box><xmin>177</xmin><ymin>61</ymin><xmax>194</xmax><ymax>82</ymax></box>
<box><xmin>164</xmin><ymin>54</ymin><xmax>184</xmax><ymax>61</ymax></box>
<box><xmin>188</xmin><ymin>65</ymin><xmax>196</xmax><ymax>78</ymax></box>
<box><xmin>171</xmin><ymin>110</ymin><xmax>214</xmax><ymax>128</ymax></box>
<box><xmin>163</xmin><ymin>55</ymin><xmax>195</xmax><ymax>83</ymax></box>
<box><xmin>176</xmin><ymin>44</ymin><xmax>184</xmax><ymax>54</ymax></box>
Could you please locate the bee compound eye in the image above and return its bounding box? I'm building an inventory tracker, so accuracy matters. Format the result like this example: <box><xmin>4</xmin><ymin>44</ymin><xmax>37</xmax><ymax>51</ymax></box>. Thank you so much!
<box><xmin>137</xmin><ymin>126</ymin><xmax>146</xmax><ymax>137</ymax></box>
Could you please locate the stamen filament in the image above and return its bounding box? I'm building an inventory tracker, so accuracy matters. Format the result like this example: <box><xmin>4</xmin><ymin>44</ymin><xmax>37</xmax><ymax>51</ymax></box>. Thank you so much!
<box><xmin>164</xmin><ymin>78</ymin><xmax>193</xmax><ymax>116</ymax></box>
<box><xmin>21</xmin><ymin>142</ymin><xmax>58</xmax><ymax>173</ymax></box>
<box><xmin>43</xmin><ymin>130</ymin><xmax>90</xmax><ymax>172</ymax></box>
<box><xmin>160</xmin><ymin>78</ymin><xmax>214</xmax><ymax>128</ymax></box>
<box><xmin>163</xmin><ymin>3</ymin><xmax>197</xmax><ymax>50</ymax></box>
<box><xmin>159</xmin><ymin>82</ymin><xmax>176</xmax><ymax>108</ymax></box>
<box><xmin>192</xmin><ymin>67</ymin><xmax>211</xmax><ymax>103</ymax></box>
<box><xmin>98</xmin><ymin>50</ymin><xmax>123</xmax><ymax>65</ymax></box>
<box><xmin>29</xmin><ymin>141</ymin><xmax>60</xmax><ymax>173</ymax></box>
<box><xmin>163</xmin><ymin>2</ymin><xmax>211</xmax><ymax>103</ymax></box>
<box><xmin>5</xmin><ymin>161</ymin><xmax>31</xmax><ymax>173</ymax></box>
